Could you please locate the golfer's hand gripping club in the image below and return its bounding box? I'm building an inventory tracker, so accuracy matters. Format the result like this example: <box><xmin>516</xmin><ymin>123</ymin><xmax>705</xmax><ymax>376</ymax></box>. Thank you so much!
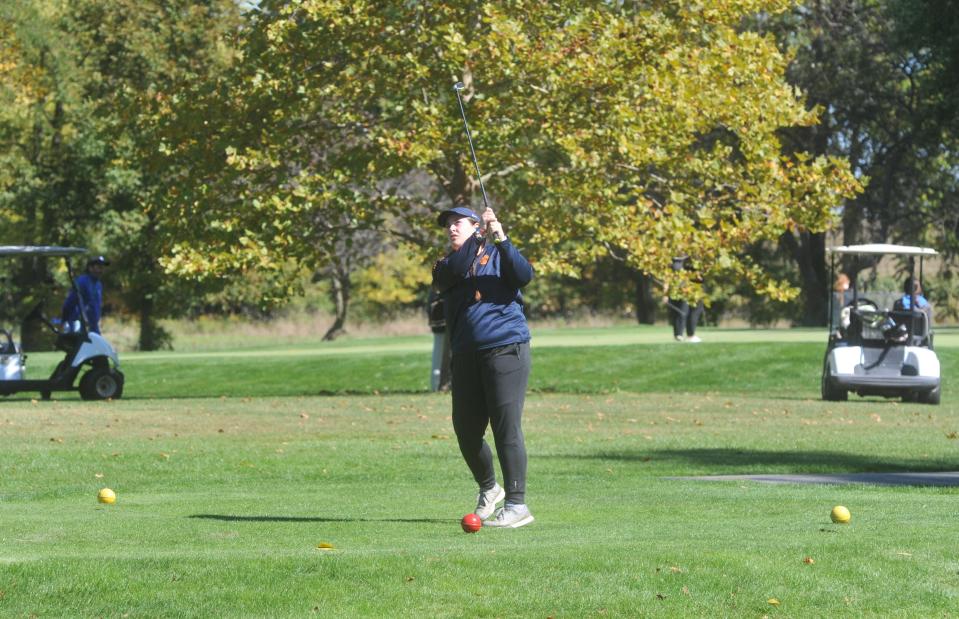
<box><xmin>482</xmin><ymin>208</ymin><xmax>505</xmax><ymax>243</ymax></box>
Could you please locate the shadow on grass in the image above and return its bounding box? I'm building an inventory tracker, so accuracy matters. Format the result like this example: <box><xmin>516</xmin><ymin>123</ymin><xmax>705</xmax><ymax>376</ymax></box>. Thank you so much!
<box><xmin>554</xmin><ymin>448</ymin><xmax>958</xmax><ymax>474</ymax></box>
<box><xmin>189</xmin><ymin>514</ymin><xmax>450</xmax><ymax>524</ymax></box>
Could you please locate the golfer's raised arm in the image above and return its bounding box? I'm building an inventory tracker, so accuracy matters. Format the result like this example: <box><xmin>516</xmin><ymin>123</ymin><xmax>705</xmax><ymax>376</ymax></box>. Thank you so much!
<box><xmin>495</xmin><ymin>238</ymin><xmax>533</xmax><ymax>289</ymax></box>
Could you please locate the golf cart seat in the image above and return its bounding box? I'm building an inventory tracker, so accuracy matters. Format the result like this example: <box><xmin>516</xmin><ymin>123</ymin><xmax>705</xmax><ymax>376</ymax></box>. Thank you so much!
<box><xmin>887</xmin><ymin>309</ymin><xmax>931</xmax><ymax>347</ymax></box>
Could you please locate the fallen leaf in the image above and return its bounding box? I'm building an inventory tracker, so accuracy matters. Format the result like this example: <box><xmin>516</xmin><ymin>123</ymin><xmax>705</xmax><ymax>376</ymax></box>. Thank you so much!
<box><xmin>945</xmin><ymin>432</ymin><xmax>958</xmax><ymax>440</ymax></box>
<box><xmin>94</xmin><ymin>473</ymin><xmax>103</xmax><ymax>478</ymax></box>
<box><xmin>768</xmin><ymin>598</ymin><xmax>780</xmax><ymax>606</ymax></box>
<box><xmin>656</xmin><ymin>593</ymin><xmax>666</xmax><ymax>600</ymax></box>
<box><xmin>896</xmin><ymin>551</ymin><xmax>912</xmax><ymax>556</ymax></box>
<box><xmin>682</xmin><ymin>586</ymin><xmax>690</xmax><ymax>596</ymax></box>
<box><xmin>316</xmin><ymin>542</ymin><xmax>334</xmax><ymax>550</ymax></box>
<box><xmin>405</xmin><ymin>576</ymin><xmax>415</xmax><ymax>582</ymax></box>
<box><xmin>299</xmin><ymin>413</ymin><xmax>309</xmax><ymax>419</ymax></box>
<box><xmin>803</xmin><ymin>557</ymin><xmax>815</xmax><ymax>564</ymax></box>
<box><xmin>670</xmin><ymin>566</ymin><xmax>683</xmax><ymax>573</ymax></box>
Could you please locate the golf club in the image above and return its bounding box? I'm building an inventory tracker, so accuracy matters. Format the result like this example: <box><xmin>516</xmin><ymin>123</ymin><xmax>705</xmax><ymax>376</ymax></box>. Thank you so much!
<box><xmin>453</xmin><ymin>82</ymin><xmax>491</xmax><ymax>215</ymax></box>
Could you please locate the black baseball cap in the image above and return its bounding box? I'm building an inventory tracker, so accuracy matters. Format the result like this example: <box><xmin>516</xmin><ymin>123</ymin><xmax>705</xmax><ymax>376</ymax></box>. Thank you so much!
<box><xmin>87</xmin><ymin>255</ymin><xmax>110</xmax><ymax>266</ymax></box>
<box><xmin>437</xmin><ymin>206</ymin><xmax>480</xmax><ymax>228</ymax></box>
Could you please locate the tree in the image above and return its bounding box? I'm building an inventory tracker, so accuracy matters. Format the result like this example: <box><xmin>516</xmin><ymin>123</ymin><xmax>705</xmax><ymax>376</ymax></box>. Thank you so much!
<box><xmin>0</xmin><ymin>2</ymin><xmax>124</xmax><ymax>349</ymax></box>
<box><xmin>64</xmin><ymin>0</ymin><xmax>243</xmax><ymax>349</ymax></box>
<box><xmin>769</xmin><ymin>0</ymin><xmax>959</xmax><ymax>324</ymax></box>
<box><xmin>889</xmin><ymin>0</ymin><xmax>959</xmax><ymax>257</ymax></box>
<box><xmin>0</xmin><ymin>1</ymin><xmax>243</xmax><ymax>350</ymax></box>
<box><xmin>160</xmin><ymin>0</ymin><xmax>859</xmax><ymax>326</ymax></box>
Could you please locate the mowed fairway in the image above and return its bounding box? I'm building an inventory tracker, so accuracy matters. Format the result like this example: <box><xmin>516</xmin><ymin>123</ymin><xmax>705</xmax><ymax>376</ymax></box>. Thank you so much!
<box><xmin>2</xmin><ymin>327</ymin><xmax>958</xmax><ymax>616</ymax></box>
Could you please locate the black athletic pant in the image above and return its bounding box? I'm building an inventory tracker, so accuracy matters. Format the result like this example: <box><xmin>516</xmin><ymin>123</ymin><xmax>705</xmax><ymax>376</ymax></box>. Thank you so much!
<box><xmin>669</xmin><ymin>299</ymin><xmax>704</xmax><ymax>338</ymax></box>
<box><xmin>451</xmin><ymin>341</ymin><xmax>531</xmax><ymax>505</ymax></box>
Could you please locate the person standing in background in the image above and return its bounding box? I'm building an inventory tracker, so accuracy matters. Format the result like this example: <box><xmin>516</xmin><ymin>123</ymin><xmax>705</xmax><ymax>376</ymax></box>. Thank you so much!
<box><xmin>427</xmin><ymin>289</ymin><xmax>452</xmax><ymax>391</ymax></box>
<box><xmin>664</xmin><ymin>255</ymin><xmax>704</xmax><ymax>343</ymax></box>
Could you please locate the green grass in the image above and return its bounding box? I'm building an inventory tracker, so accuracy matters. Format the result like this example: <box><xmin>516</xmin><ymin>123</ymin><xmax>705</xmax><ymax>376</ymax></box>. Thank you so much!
<box><xmin>18</xmin><ymin>325</ymin><xmax>959</xmax><ymax>400</ymax></box>
<box><xmin>2</xmin><ymin>326</ymin><xmax>958</xmax><ymax>616</ymax></box>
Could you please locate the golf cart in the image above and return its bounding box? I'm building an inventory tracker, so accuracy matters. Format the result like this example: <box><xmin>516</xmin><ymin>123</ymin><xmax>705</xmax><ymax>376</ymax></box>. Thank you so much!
<box><xmin>0</xmin><ymin>246</ymin><xmax>124</xmax><ymax>400</ymax></box>
<box><xmin>821</xmin><ymin>244</ymin><xmax>940</xmax><ymax>405</ymax></box>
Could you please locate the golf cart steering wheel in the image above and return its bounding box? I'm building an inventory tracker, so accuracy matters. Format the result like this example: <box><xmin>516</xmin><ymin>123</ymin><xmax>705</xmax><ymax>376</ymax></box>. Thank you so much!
<box><xmin>845</xmin><ymin>297</ymin><xmax>879</xmax><ymax>312</ymax></box>
<box><xmin>847</xmin><ymin>297</ymin><xmax>885</xmax><ymax>329</ymax></box>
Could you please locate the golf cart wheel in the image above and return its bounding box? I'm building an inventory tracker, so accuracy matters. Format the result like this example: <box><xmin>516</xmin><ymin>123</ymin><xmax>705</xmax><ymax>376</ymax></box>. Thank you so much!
<box><xmin>79</xmin><ymin>367</ymin><xmax>124</xmax><ymax>401</ymax></box>
<box><xmin>918</xmin><ymin>385</ymin><xmax>941</xmax><ymax>406</ymax></box>
<box><xmin>821</xmin><ymin>367</ymin><xmax>847</xmax><ymax>402</ymax></box>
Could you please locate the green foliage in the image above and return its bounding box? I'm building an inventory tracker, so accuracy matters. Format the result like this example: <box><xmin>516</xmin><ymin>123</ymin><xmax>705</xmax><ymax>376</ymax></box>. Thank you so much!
<box><xmin>196</xmin><ymin>261</ymin><xmax>318</xmax><ymax>318</ymax></box>
<box><xmin>773</xmin><ymin>1</ymin><xmax>958</xmax><ymax>256</ymax></box>
<box><xmin>160</xmin><ymin>0</ymin><xmax>859</xmax><ymax>309</ymax></box>
<box><xmin>352</xmin><ymin>244</ymin><xmax>432</xmax><ymax>320</ymax></box>
<box><xmin>63</xmin><ymin>0</ymin><xmax>244</xmax><ymax>349</ymax></box>
<box><xmin>0</xmin><ymin>1</ymin><xmax>245</xmax><ymax>349</ymax></box>
<box><xmin>523</xmin><ymin>257</ymin><xmax>639</xmax><ymax>320</ymax></box>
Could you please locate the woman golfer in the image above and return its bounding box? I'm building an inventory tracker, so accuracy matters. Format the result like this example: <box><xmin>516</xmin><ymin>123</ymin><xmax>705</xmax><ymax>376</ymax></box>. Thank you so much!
<box><xmin>432</xmin><ymin>205</ymin><xmax>534</xmax><ymax>528</ymax></box>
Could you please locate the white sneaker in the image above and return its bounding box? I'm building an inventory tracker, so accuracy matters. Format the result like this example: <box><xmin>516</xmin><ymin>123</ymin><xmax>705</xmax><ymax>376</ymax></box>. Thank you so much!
<box><xmin>474</xmin><ymin>483</ymin><xmax>505</xmax><ymax>520</ymax></box>
<box><xmin>674</xmin><ymin>335</ymin><xmax>684</xmax><ymax>342</ymax></box>
<box><xmin>484</xmin><ymin>503</ymin><xmax>534</xmax><ymax>528</ymax></box>
<box><xmin>686</xmin><ymin>335</ymin><xmax>702</xmax><ymax>343</ymax></box>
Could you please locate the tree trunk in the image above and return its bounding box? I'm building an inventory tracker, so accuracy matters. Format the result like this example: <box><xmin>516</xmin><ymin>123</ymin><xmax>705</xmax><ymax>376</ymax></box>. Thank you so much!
<box><xmin>634</xmin><ymin>271</ymin><xmax>656</xmax><ymax>324</ymax></box>
<box><xmin>138</xmin><ymin>296</ymin><xmax>171</xmax><ymax>351</ymax></box>
<box><xmin>323</xmin><ymin>268</ymin><xmax>350</xmax><ymax>341</ymax></box>
<box><xmin>780</xmin><ymin>230</ymin><xmax>828</xmax><ymax>326</ymax></box>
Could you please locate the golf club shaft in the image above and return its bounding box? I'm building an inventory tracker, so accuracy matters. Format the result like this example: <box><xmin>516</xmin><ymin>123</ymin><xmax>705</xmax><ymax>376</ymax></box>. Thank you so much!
<box><xmin>453</xmin><ymin>83</ymin><xmax>491</xmax><ymax>213</ymax></box>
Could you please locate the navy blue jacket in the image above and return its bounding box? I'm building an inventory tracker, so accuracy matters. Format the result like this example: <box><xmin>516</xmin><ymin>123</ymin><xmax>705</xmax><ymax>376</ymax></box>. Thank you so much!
<box><xmin>432</xmin><ymin>235</ymin><xmax>533</xmax><ymax>354</ymax></box>
<box><xmin>62</xmin><ymin>273</ymin><xmax>103</xmax><ymax>334</ymax></box>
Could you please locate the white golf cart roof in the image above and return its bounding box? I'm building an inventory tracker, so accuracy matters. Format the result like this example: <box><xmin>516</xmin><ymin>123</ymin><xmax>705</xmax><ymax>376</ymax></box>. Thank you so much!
<box><xmin>0</xmin><ymin>245</ymin><xmax>87</xmax><ymax>257</ymax></box>
<box><xmin>827</xmin><ymin>244</ymin><xmax>938</xmax><ymax>256</ymax></box>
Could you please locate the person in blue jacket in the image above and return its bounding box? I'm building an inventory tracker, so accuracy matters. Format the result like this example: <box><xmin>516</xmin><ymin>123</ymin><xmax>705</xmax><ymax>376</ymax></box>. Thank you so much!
<box><xmin>432</xmin><ymin>205</ymin><xmax>535</xmax><ymax>528</ymax></box>
<box><xmin>894</xmin><ymin>277</ymin><xmax>933</xmax><ymax>324</ymax></box>
<box><xmin>61</xmin><ymin>255</ymin><xmax>110</xmax><ymax>334</ymax></box>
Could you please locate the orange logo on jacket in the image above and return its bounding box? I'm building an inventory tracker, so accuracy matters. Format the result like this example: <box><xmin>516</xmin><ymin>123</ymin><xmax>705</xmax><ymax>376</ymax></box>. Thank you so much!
<box><xmin>479</xmin><ymin>255</ymin><xmax>489</xmax><ymax>266</ymax></box>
